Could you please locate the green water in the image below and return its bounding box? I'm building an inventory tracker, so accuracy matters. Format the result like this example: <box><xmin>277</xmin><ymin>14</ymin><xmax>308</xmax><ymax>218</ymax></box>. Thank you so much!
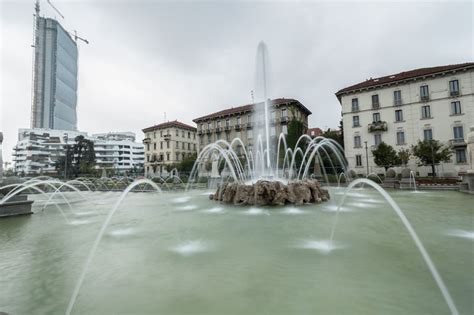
<box><xmin>0</xmin><ymin>188</ymin><xmax>472</xmax><ymax>314</ymax></box>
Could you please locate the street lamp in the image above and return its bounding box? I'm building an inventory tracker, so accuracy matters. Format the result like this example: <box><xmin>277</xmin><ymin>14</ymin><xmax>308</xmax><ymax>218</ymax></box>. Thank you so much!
<box><xmin>364</xmin><ymin>141</ymin><xmax>369</xmax><ymax>175</ymax></box>
<box><xmin>63</xmin><ymin>134</ymin><xmax>69</xmax><ymax>179</ymax></box>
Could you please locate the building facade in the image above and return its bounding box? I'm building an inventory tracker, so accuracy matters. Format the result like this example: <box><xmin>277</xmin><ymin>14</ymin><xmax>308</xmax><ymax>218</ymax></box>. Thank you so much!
<box><xmin>336</xmin><ymin>62</ymin><xmax>474</xmax><ymax>177</ymax></box>
<box><xmin>142</xmin><ymin>121</ymin><xmax>198</xmax><ymax>176</ymax></box>
<box><xmin>31</xmin><ymin>16</ymin><xmax>78</xmax><ymax>131</ymax></box>
<box><xmin>13</xmin><ymin>129</ymin><xmax>144</xmax><ymax>176</ymax></box>
<box><xmin>193</xmin><ymin>98</ymin><xmax>312</xmax><ymax>154</ymax></box>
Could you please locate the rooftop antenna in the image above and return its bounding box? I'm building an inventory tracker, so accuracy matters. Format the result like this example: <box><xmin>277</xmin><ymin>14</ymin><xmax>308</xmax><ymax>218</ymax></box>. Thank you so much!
<box><xmin>46</xmin><ymin>0</ymin><xmax>64</xmax><ymax>19</ymax></box>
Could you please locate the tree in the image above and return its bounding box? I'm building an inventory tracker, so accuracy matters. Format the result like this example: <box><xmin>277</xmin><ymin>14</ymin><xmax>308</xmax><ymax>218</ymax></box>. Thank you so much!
<box><xmin>286</xmin><ymin>106</ymin><xmax>308</xmax><ymax>150</ymax></box>
<box><xmin>371</xmin><ymin>142</ymin><xmax>401</xmax><ymax>171</ymax></box>
<box><xmin>55</xmin><ymin>135</ymin><xmax>96</xmax><ymax>178</ymax></box>
<box><xmin>411</xmin><ymin>140</ymin><xmax>452</xmax><ymax>178</ymax></box>
<box><xmin>397</xmin><ymin>148</ymin><xmax>411</xmax><ymax>167</ymax></box>
<box><xmin>322</xmin><ymin>126</ymin><xmax>343</xmax><ymax>148</ymax></box>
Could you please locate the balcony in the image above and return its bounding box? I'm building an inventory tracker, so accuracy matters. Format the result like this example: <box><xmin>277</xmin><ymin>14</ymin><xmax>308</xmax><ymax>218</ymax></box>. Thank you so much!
<box><xmin>215</xmin><ymin>127</ymin><xmax>222</xmax><ymax>133</ymax></box>
<box><xmin>280</xmin><ymin>116</ymin><xmax>289</xmax><ymax>124</ymax></box>
<box><xmin>372</xmin><ymin>103</ymin><xmax>380</xmax><ymax>110</ymax></box>
<box><xmin>224</xmin><ymin>125</ymin><xmax>232</xmax><ymax>131</ymax></box>
<box><xmin>246</xmin><ymin>122</ymin><xmax>253</xmax><ymax>129</ymax></box>
<box><xmin>198</xmin><ymin>130</ymin><xmax>204</xmax><ymax>136</ymax></box>
<box><xmin>420</xmin><ymin>95</ymin><xmax>430</xmax><ymax>102</ymax></box>
<box><xmin>164</xmin><ymin>134</ymin><xmax>171</xmax><ymax>140</ymax></box>
<box><xmin>234</xmin><ymin>124</ymin><xmax>241</xmax><ymax>130</ymax></box>
<box><xmin>394</xmin><ymin>99</ymin><xmax>402</xmax><ymax>106</ymax></box>
<box><xmin>143</xmin><ymin>137</ymin><xmax>151</xmax><ymax>144</ymax></box>
<box><xmin>368</xmin><ymin>121</ymin><xmax>388</xmax><ymax>133</ymax></box>
<box><xmin>450</xmin><ymin>138</ymin><xmax>466</xmax><ymax>147</ymax></box>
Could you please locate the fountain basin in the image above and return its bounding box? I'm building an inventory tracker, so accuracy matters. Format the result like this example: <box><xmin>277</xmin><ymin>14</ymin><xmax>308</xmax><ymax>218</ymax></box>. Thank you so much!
<box><xmin>210</xmin><ymin>179</ymin><xmax>330</xmax><ymax>206</ymax></box>
<box><xmin>0</xmin><ymin>195</ymin><xmax>33</xmax><ymax>218</ymax></box>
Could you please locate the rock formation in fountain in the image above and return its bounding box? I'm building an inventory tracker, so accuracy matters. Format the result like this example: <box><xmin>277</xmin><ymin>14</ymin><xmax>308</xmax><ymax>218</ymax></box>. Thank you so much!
<box><xmin>382</xmin><ymin>168</ymin><xmax>398</xmax><ymax>189</ymax></box>
<box><xmin>209</xmin><ymin>179</ymin><xmax>330</xmax><ymax>206</ymax></box>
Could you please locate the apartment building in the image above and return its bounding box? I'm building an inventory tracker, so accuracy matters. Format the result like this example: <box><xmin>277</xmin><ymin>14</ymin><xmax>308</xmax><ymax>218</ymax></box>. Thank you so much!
<box><xmin>192</xmin><ymin>98</ymin><xmax>311</xmax><ymax>154</ymax></box>
<box><xmin>13</xmin><ymin>129</ymin><xmax>144</xmax><ymax>176</ymax></box>
<box><xmin>142</xmin><ymin>120</ymin><xmax>198</xmax><ymax>176</ymax></box>
<box><xmin>336</xmin><ymin>62</ymin><xmax>474</xmax><ymax>176</ymax></box>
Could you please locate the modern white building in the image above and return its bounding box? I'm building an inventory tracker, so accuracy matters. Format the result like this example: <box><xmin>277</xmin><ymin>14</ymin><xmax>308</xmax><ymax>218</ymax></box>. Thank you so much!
<box><xmin>13</xmin><ymin>129</ymin><xmax>144</xmax><ymax>176</ymax></box>
<box><xmin>336</xmin><ymin>62</ymin><xmax>474</xmax><ymax>177</ymax></box>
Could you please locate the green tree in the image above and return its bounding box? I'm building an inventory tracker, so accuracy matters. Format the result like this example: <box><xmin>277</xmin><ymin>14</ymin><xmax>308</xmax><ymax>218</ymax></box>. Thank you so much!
<box><xmin>411</xmin><ymin>140</ymin><xmax>452</xmax><ymax>178</ymax></box>
<box><xmin>175</xmin><ymin>153</ymin><xmax>197</xmax><ymax>173</ymax></box>
<box><xmin>397</xmin><ymin>148</ymin><xmax>411</xmax><ymax>167</ymax></box>
<box><xmin>372</xmin><ymin>142</ymin><xmax>401</xmax><ymax>170</ymax></box>
<box><xmin>55</xmin><ymin>135</ymin><xmax>96</xmax><ymax>178</ymax></box>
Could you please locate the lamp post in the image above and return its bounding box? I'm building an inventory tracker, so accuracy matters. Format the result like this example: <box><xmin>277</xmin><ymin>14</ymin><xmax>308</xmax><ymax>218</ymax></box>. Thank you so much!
<box><xmin>63</xmin><ymin>134</ymin><xmax>68</xmax><ymax>180</ymax></box>
<box><xmin>364</xmin><ymin>141</ymin><xmax>369</xmax><ymax>175</ymax></box>
<box><xmin>430</xmin><ymin>139</ymin><xmax>435</xmax><ymax>178</ymax></box>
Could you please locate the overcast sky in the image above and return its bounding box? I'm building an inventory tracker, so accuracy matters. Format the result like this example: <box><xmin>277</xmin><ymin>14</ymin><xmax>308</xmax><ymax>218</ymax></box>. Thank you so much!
<box><xmin>1</xmin><ymin>0</ymin><xmax>473</xmax><ymax>164</ymax></box>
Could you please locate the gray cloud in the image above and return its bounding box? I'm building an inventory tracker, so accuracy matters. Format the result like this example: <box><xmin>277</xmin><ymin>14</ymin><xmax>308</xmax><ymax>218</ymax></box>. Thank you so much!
<box><xmin>1</xmin><ymin>0</ymin><xmax>472</xmax><ymax>164</ymax></box>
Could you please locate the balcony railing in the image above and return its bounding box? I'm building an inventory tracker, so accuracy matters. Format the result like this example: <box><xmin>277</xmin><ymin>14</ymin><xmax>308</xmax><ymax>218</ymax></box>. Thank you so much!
<box><xmin>143</xmin><ymin>137</ymin><xmax>151</xmax><ymax>144</ymax></box>
<box><xmin>450</xmin><ymin>90</ymin><xmax>460</xmax><ymax>97</ymax></box>
<box><xmin>215</xmin><ymin>127</ymin><xmax>222</xmax><ymax>133</ymax></box>
<box><xmin>372</xmin><ymin>103</ymin><xmax>380</xmax><ymax>110</ymax></box>
<box><xmin>280</xmin><ymin>116</ymin><xmax>289</xmax><ymax>124</ymax></box>
<box><xmin>224</xmin><ymin>125</ymin><xmax>232</xmax><ymax>131</ymax></box>
<box><xmin>234</xmin><ymin>124</ymin><xmax>242</xmax><ymax>130</ymax></box>
<box><xmin>420</xmin><ymin>95</ymin><xmax>430</xmax><ymax>102</ymax></box>
<box><xmin>198</xmin><ymin>130</ymin><xmax>204</xmax><ymax>136</ymax></box>
<box><xmin>368</xmin><ymin>121</ymin><xmax>388</xmax><ymax>133</ymax></box>
<box><xmin>164</xmin><ymin>134</ymin><xmax>171</xmax><ymax>140</ymax></box>
<box><xmin>450</xmin><ymin>138</ymin><xmax>466</xmax><ymax>147</ymax></box>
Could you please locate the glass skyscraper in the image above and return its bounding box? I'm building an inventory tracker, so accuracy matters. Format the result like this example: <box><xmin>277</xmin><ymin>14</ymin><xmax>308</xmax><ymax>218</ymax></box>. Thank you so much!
<box><xmin>31</xmin><ymin>17</ymin><xmax>78</xmax><ymax>131</ymax></box>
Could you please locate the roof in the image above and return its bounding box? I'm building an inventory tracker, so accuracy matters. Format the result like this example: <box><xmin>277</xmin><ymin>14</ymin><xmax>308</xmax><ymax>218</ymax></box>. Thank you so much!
<box><xmin>142</xmin><ymin>120</ymin><xmax>197</xmax><ymax>133</ymax></box>
<box><xmin>193</xmin><ymin>98</ymin><xmax>312</xmax><ymax>122</ymax></box>
<box><xmin>335</xmin><ymin>62</ymin><xmax>474</xmax><ymax>100</ymax></box>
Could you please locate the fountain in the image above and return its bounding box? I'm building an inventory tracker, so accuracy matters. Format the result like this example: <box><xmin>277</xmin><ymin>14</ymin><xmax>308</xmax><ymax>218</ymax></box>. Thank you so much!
<box><xmin>1</xmin><ymin>43</ymin><xmax>471</xmax><ymax>315</ymax></box>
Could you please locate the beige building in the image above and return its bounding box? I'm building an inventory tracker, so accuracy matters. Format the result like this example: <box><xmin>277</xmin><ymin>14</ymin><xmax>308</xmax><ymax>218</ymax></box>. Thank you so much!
<box><xmin>142</xmin><ymin>120</ymin><xmax>197</xmax><ymax>176</ymax></box>
<box><xmin>193</xmin><ymin>98</ymin><xmax>312</xmax><ymax>155</ymax></box>
<box><xmin>336</xmin><ymin>62</ymin><xmax>474</xmax><ymax>177</ymax></box>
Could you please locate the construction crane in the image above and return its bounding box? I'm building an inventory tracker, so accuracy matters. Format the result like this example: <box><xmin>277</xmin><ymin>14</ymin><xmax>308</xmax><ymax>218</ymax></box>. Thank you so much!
<box><xmin>70</xmin><ymin>30</ymin><xmax>89</xmax><ymax>45</ymax></box>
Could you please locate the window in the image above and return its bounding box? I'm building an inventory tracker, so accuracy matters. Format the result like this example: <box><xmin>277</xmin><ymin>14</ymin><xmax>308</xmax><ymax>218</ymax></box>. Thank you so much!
<box><xmin>421</xmin><ymin>105</ymin><xmax>431</xmax><ymax>119</ymax></box>
<box><xmin>153</xmin><ymin>132</ymin><xmax>156</xmax><ymax>139</ymax></box>
<box><xmin>420</xmin><ymin>85</ymin><xmax>429</xmax><ymax>101</ymax></box>
<box><xmin>182</xmin><ymin>142</ymin><xmax>185</xmax><ymax>149</ymax></box>
<box><xmin>207</xmin><ymin>122</ymin><xmax>212</xmax><ymax>130</ymax></box>
<box><xmin>166</xmin><ymin>153</ymin><xmax>170</xmax><ymax>161</ymax></box>
<box><xmin>423</xmin><ymin>129</ymin><xmax>433</xmax><ymax>141</ymax></box>
<box><xmin>373</xmin><ymin>113</ymin><xmax>381</xmax><ymax>123</ymax></box>
<box><xmin>351</xmin><ymin>98</ymin><xmax>359</xmax><ymax>112</ymax></box>
<box><xmin>237</xmin><ymin>116</ymin><xmax>241</xmax><ymax>125</ymax></box>
<box><xmin>193</xmin><ymin>144</ymin><xmax>196</xmax><ymax>151</ymax></box>
<box><xmin>207</xmin><ymin>134</ymin><xmax>211</xmax><ymax>143</ymax></box>
<box><xmin>160</xmin><ymin>142</ymin><xmax>163</xmax><ymax>149</ymax></box>
<box><xmin>394</xmin><ymin>90</ymin><xmax>402</xmax><ymax>106</ymax></box>
<box><xmin>354</xmin><ymin>135</ymin><xmax>361</xmax><ymax>148</ymax></box>
<box><xmin>372</xmin><ymin>94</ymin><xmax>379</xmax><ymax>109</ymax></box>
<box><xmin>226</xmin><ymin>119</ymin><xmax>230</xmax><ymax>127</ymax></box>
<box><xmin>182</xmin><ymin>130</ymin><xmax>185</xmax><ymax>137</ymax></box>
<box><xmin>146</xmin><ymin>144</ymin><xmax>150</xmax><ymax>151</ymax></box>
<box><xmin>281</xmin><ymin>108</ymin><xmax>287</xmax><ymax>117</ymax></box>
<box><xmin>176</xmin><ymin>153</ymin><xmax>180</xmax><ymax>161</ymax></box>
<box><xmin>282</xmin><ymin>125</ymin><xmax>288</xmax><ymax>134</ymax></box>
<box><xmin>200</xmin><ymin>124</ymin><xmax>203</xmax><ymax>131</ymax></box>
<box><xmin>217</xmin><ymin>120</ymin><xmax>221</xmax><ymax>128</ymax></box>
<box><xmin>352</xmin><ymin>116</ymin><xmax>360</xmax><ymax>127</ymax></box>
<box><xmin>356</xmin><ymin>155</ymin><xmax>362</xmax><ymax>167</ymax></box>
<box><xmin>188</xmin><ymin>143</ymin><xmax>191</xmax><ymax>150</ymax></box>
<box><xmin>374</xmin><ymin>134</ymin><xmax>382</xmax><ymax>146</ymax></box>
<box><xmin>176</xmin><ymin>129</ymin><xmax>179</xmax><ymax>136</ymax></box>
<box><xmin>166</xmin><ymin>141</ymin><xmax>170</xmax><ymax>149</ymax></box>
<box><xmin>396</xmin><ymin>131</ymin><xmax>405</xmax><ymax>145</ymax></box>
<box><xmin>449</xmin><ymin>80</ymin><xmax>459</xmax><ymax>96</ymax></box>
<box><xmin>160</xmin><ymin>131</ymin><xmax>163</xmax><ymax>137</ymax></box>
<box><xmin>451</xmin><ymin>101</ymin><xmax>462</xmax><ymax>115</ymax></box>
<box><xmin>248</xmin><ymin>129</ymin><xmax>253</xmax><ymax>139</ymax></box>
<box><xmin>453</xmin><ymin>126</ymin><xmax>464</xmax><ymax>139</ymax></box>
<box><xmin>146</xmin><ymin>155</ymin><xmax>150</xmax><ymax>162</ymax></box>
<box><xmin>395</xmin><ymin>110</ymin><xmax>403</xmax><ymax>122</ymax></box>
<box><xmin>153</xmin><ymin>143</ymin><xmax>156</xmax><ymax>150</ymax></box>
<box><xmin>455</xmin><ymin>149</ymin><xmax>466</xmax><ymax>163</ymax></box>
